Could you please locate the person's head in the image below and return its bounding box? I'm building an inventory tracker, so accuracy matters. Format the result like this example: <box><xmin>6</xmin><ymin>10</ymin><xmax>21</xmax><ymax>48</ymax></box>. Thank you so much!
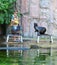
<box><xmin>14</xmin><ymin>10</ymin><xmax>18</xmax><ymax>15</ymax></box>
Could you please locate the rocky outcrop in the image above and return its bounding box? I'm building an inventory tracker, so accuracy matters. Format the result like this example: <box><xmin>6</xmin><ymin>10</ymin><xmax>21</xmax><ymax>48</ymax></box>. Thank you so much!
<box><xmin>17</xmin><ymin>0</ymin><xmax>57</xmax><ymax>37</ymax></box>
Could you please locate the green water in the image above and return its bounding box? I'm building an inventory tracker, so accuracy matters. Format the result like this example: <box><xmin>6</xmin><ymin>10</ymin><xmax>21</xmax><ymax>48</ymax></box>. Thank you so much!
<box><xmin>0</xmin><ymin>49</ymin><xmax>57</xmax><ymax>65</ymax></box>
<box><xmin>0</xmin><ymin>50</ymin><xmax>23</xmax><ymax>65</ymax></box>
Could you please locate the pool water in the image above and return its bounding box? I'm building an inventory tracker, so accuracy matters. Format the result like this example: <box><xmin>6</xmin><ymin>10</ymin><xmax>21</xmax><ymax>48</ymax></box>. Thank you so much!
<box><xmin>0</xmin><ymin>49</ymin><xmax>57</xmax><ymax>65</ymax></box>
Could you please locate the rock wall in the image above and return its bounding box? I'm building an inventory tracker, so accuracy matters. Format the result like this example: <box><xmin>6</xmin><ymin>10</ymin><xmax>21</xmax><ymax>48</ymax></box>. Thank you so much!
<box><xmin>17</xmin><ymin>0</ymin><xmax>57</xmax><ymax>37</ymax></box>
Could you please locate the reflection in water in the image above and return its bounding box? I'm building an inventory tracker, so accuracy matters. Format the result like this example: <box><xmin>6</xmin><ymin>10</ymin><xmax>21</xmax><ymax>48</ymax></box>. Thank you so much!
<box><xmin>22</xmin><ymin>49</ymin><xmax>49</xmax><ymax>65</ymax></box>
<box><xmin>22</xmin><ymin>48</ymin><xmax>57</xmax><ymax>65</ymax></box>
<box><xmin>0</xmin><ymin>47</ymin><xmax>57</xmax><ymax>65</ymax></box>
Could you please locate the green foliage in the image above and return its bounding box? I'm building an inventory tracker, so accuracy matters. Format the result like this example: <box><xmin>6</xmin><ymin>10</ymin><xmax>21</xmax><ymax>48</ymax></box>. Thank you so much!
<box><xmin>34</xmin><ymin>55</ymin><xmax>46</xmax><ymax>65</ymax></box>
<box><xmin>0</xmin><ymin>0</ymin><xmax>16</xmax><ymax>24</ymax></box>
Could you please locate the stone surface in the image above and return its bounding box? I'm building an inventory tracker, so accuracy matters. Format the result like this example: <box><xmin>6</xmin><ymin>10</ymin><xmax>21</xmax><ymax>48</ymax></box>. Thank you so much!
<box><xmin>17</xmin><ymin>0</ymin><xmax>57</xmax><ymax>36</ymax></box>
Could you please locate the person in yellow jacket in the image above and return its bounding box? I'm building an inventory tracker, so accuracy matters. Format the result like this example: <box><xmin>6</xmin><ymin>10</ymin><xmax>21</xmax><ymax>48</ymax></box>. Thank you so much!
<box><xmin>11</xmin><ymin>10</ymin><xmax>19</xmax><ymax>26</ymax></box>
<box><xmin>10</xmin><ymin>10</ymin><xmax>20</xmax><ymax>41</ymax></box>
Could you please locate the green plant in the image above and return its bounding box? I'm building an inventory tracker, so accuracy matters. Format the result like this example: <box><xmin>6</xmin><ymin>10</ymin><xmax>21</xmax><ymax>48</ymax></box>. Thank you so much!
<box><xmin>0</xmin><ymin>0</ymin><xmax>16</xmax><ymax>24</ymax></box>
